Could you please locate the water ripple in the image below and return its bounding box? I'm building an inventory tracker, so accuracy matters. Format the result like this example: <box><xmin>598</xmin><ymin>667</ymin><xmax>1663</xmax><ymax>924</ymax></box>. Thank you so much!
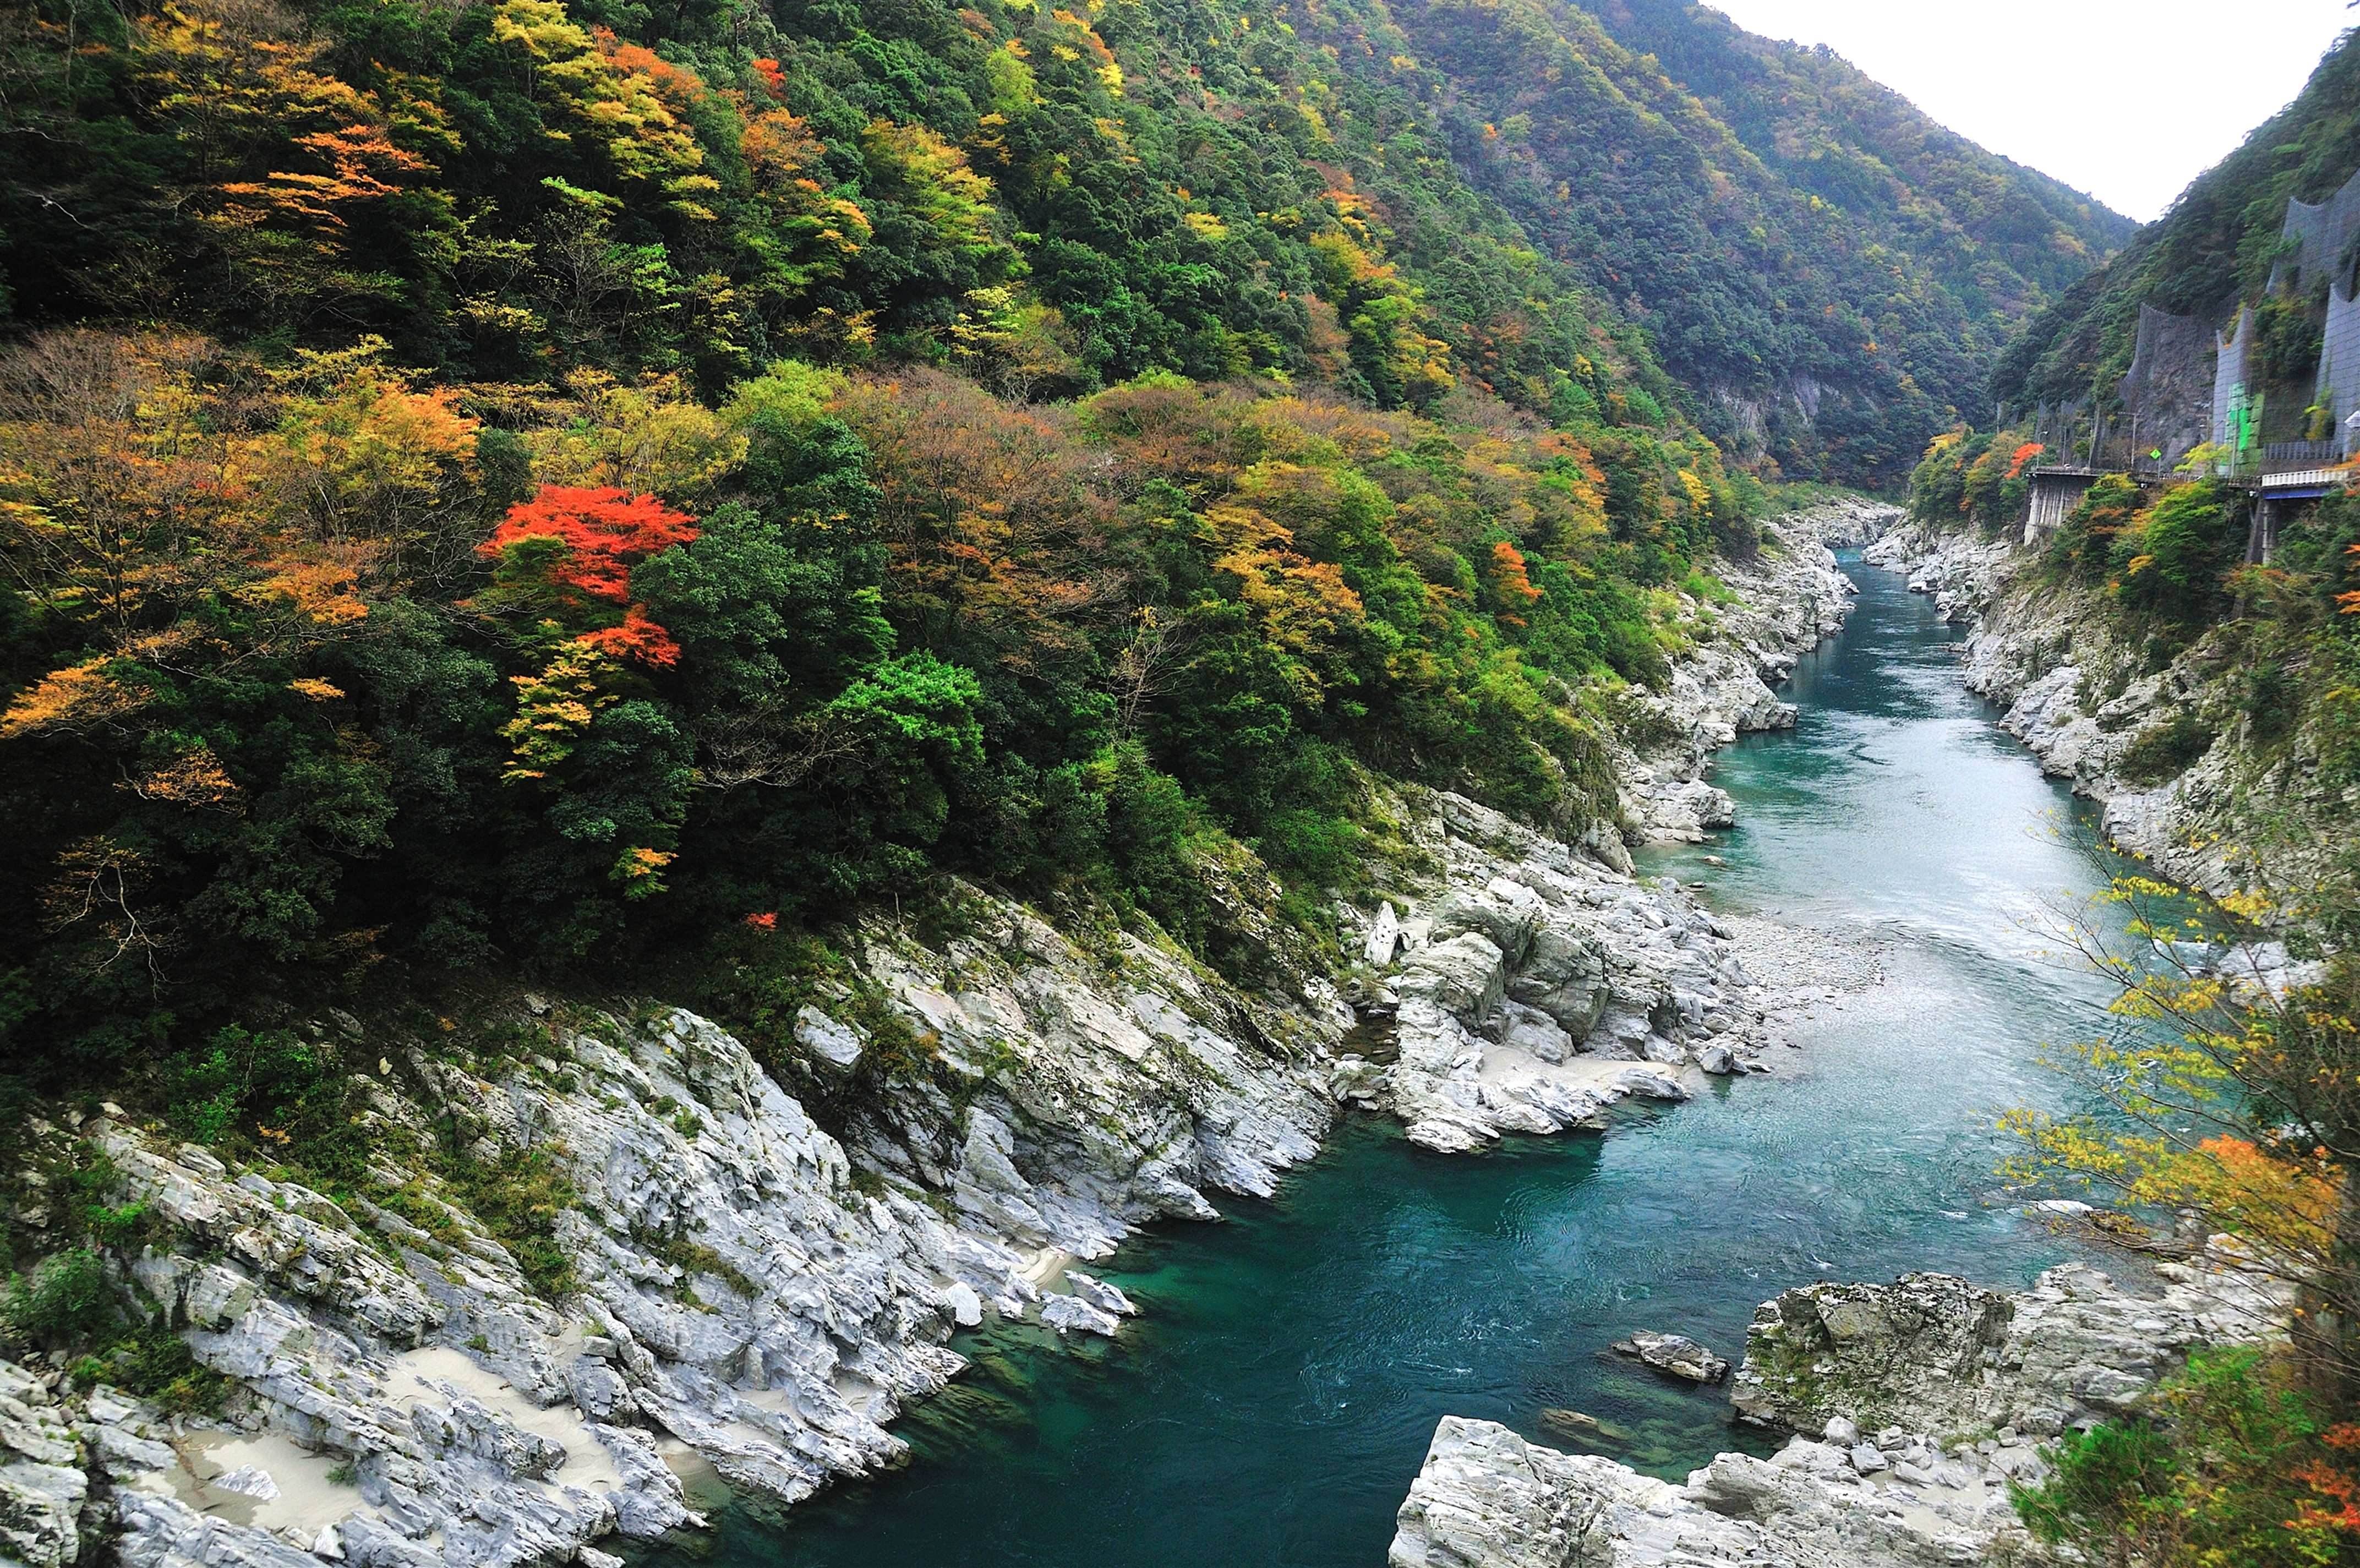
<box><xmin>646</xmin><ymin>554</ymin><xmax>2138</xmax><ymax>1568</ymax></box>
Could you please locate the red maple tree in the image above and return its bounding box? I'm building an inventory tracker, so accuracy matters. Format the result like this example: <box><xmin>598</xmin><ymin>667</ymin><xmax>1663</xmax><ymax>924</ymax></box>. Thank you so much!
<box><xmin>480</xmin><ymin>485</ymin><xmax>700</xmax><ymax>666</ymax></box>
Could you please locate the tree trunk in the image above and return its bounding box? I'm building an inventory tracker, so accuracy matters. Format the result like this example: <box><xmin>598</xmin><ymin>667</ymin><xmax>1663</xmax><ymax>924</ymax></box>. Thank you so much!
<box><xmin>2297</xmin><ymin>1165</ymin><xmax>2360</xmax><ymax>1407</ymax></box>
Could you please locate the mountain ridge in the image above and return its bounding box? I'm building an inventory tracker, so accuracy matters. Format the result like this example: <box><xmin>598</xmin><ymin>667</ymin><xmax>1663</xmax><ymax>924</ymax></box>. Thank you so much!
<box><xmin>1303</xmin><ymin>0</ymin><xmax>2132</xmax><ymax>487</ymax></box>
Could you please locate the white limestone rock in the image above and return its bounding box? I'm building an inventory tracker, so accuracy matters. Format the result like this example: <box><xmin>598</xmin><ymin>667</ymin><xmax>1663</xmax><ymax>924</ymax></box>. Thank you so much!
<box><xmin>1730</xmin><ymin>1239</ymin><xmax>2296</xmax><ymax>1438</ymax></box>
<box><xmin>790</xmin><ymin>1006</ymin><xmax>865</xmax><ymax>1069</ymax></box>
<box><xmin>1061</xmin><ymin>1272</ymin><xmax>1137</xmax><ymax>1318</ymax></box>
<box><xmin>1611</xmin><ymin>504</ymin><xmax>1871</xmax><ymax>845</ymax></box>
<box><xmin>210</xmin><ymin>1465</ymin><xmax>281</xmax><ymax>1500</ymax></box>
<box><xmin>0</xmin><ymin>1456</ymin><xmax>86</xmax><ymax>1568</ymax></box>
<box><xmin>1364</xmin><ymin>900</ymin><xmax>1404</xmax><ymax>968</ymax></box>
<box><xmin>1038</xmin><ymin>1294</ymin><xmax>1122</xmax><ymax>1337</ymax></box>
<box><xmin>1351</xmin><ymin>782</ymin><xmax>1793</xmax><ymax>1150</ymax></box>
<box><xmin>1388</xmin><ymin>1415</ymin><xmax>2009</xmax><ymax>1568</ymax></box>
<box><xmin>1610</xmin><ymin>1331</ymin><xmax>1729</xmax><ymax>1384</ymax></box>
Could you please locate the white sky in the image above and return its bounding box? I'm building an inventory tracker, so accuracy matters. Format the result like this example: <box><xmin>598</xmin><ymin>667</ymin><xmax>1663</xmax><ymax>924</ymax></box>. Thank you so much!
<box><xmin>1698</xmin><ymin>1</ymin><xmax>2353</xmax><ymax>223</ymax></box>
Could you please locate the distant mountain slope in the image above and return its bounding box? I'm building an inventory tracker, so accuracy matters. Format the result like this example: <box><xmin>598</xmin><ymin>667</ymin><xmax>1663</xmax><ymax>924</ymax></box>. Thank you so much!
<box><xmin>1594</xmin><ymin>0</ymin><xmax>2135</xmax><ymax>314</ymax></box>
<box><xmin>1304</xmin><ymin>0</ymin><xmax>2132</xmax><ymax>489</ymax></box>
<box><xmin>0</xmin><ymin>0</ymin><xmax>2123</xmax><ymax>498</ymax></box>
<box><xmin>1993</xmin><ymin>28</ymin><xmax>2360</xmax><ymax>418</ymax></box>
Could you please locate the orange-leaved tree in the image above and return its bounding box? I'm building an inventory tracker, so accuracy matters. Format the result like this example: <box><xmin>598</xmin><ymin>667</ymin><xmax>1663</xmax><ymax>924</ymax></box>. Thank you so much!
<box><xmin>1489</xmin><ymin>540</ymin><xmax>1542</xmax><ymax>627</ymax></box>
<box><xmin>474</xmin><ymin>483</ymin><xmax>701</xmax><ymax>901</ymax></box>
<box><xmin>477</xmin><ymin>484</ymin><xmax>700</xmax><ymax>669</ymax></box>
<box><xmin>2001</xmin><ymin>870</ymin><xmax>2360</xmax><ymax>1563</ymax></box>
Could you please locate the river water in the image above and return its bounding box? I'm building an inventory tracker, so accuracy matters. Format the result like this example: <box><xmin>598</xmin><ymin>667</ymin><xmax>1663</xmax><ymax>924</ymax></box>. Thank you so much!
<box><xmin>649</xmin><ymin>555</ymin><xmax>2137</xmax><ymax>1568</ymax></box>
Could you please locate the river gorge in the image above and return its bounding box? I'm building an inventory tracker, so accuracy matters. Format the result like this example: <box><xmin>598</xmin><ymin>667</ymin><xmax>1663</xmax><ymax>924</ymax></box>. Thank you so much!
<box><xmin>628</xmin><ymin>551</ymin><xmax>2147</xmax><ymax>1567</ymax></box>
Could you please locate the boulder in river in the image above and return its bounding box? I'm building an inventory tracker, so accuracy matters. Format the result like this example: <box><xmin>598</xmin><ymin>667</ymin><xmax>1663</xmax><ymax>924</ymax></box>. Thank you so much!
<box><xmin>1610</xmin><ymin>1331</ymin><xmax>1729</xmax><ymax>1384</ymax></box>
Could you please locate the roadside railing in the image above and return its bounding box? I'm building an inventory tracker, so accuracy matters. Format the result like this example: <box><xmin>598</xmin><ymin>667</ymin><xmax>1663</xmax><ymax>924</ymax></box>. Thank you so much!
<box><xmin>2263</xmin><ymin>439</ymin><xmax>2342</xmax><ymax>474</ymax></box>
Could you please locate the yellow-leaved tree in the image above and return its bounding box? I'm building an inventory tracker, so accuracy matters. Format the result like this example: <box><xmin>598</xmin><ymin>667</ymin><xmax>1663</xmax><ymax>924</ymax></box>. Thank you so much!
<box><xmin>1998</xmin><ymin>859</ymin><xmax>2360</xmax><ymax>1568</ymax></box>
<box><xmin>2004</xmin><ymin>870</ymin><xmax>2359</xmax><ymax>1380</ymax></box>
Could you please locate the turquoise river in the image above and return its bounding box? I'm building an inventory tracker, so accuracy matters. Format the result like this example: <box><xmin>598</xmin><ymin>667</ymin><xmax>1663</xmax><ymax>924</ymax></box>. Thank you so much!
<box><xmin>640</xmin><ymin>552</ymin><xmax>2139</xmax><ymax>1567</ymax></box>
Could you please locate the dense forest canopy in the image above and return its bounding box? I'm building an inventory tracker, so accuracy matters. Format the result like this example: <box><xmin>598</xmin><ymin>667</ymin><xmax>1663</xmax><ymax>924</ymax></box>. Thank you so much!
<box><xmin>0</xmin><ymin>0</ymin><xmax>1686</xmax><ymax>411</ymax></box>
<box><xmin>1594</xmin><ymin>0</ymin><xmax>2135</xmax><ymax>315</ymax></box>
<box><xmin>0</xmin><ymin>0</ymin><xmax>2121</xmax><ymax>1086</ymax></box>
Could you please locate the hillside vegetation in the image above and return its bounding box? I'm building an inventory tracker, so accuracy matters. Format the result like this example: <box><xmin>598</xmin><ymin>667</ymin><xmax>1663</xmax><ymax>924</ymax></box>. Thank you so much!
<box><xmin>1597</xmin><ymin>0</ymin><xmax>2133</xmax><ymax>319</ymax></box>
<box><xmin>0</xmin><ymin>0</ymin><xmax>2122</xmax><ymax>1107</ymax></box>
<box><xmin>1995</xmin><ymin>28</ymin><xmax>2360</xmax><ymax>411</ymax></box>
<box><xmin>1320</xmin><ymin>0</ymin><xmax>2129</xmax><ymax>488</ymax></box>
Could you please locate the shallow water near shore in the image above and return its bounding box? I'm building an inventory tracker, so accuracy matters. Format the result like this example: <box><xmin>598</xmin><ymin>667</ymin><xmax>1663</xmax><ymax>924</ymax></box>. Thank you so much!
<box><xmin>646</xmin><ymin>555</ymin><xmax>2139</xmax><ymax>1568</ymax></box>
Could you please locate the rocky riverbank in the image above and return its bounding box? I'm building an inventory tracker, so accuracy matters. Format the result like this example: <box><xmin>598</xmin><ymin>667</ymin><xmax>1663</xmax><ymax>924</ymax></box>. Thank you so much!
<box><xmin>1862</xmin><ymin>518</ymin><xmax>2349</xmax><ymax>903</ymax></box>
<box><xmin>0</xmin><ymin>501</ymin><xmax>1891</xmax><ymax>1567</ymax></box>
<box><xmin>1613</xmin><ymin>499</ymin><xmax>1897</xmax><ymax>844</ymax></box>
<box><xmin>0</xmin><ymin>778</ymin><xmax>1788</xmax><ymax>1568</ymax></box>
<box><xmin>1389</xmin><ymin>1241</ymin><xmax>2293</xmax><ymax>1568</ymax></box>
<box><xmin>1337</xmin><ymin>792</ymin><xmax>1767</xmax><ymax>1154</ymax></box>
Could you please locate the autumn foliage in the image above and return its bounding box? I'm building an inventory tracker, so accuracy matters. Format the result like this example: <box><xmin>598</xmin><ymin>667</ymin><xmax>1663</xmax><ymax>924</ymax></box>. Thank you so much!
<box><xmin>0</xmin><ymin>0</ymin><xmax>1782</xmax><ymax>1166</ymax></box>
<box><xmin>483</xmin><ymin>486</ymin><xmax>701</xmax><ymax>603</ymax></box>
<box><xmin>479</xmin><ymin>485</ymin><xmax>700</xmax><ymax>666</ymax></box>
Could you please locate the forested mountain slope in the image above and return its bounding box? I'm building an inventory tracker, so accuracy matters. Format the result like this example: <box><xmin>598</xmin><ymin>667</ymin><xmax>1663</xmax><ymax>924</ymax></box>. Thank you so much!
<box><xmin>0</xmin><ymin>0</ymin><xmax>1679</xmax><ymax>418</ymax></box>
<box><xmin>1594</xmin><ymin>0</ymin><xmax>2135</xmax><ymax>320</ymax></box>
<box><xmin>1994</xmin><ymin>28</ymin><xmax>2360</xmax><ymax>411</ymax></box>
<box><xmin>1302</xmin><ymin>0</ymin><xmax>2130</xmax><ymax>488</ymax></box>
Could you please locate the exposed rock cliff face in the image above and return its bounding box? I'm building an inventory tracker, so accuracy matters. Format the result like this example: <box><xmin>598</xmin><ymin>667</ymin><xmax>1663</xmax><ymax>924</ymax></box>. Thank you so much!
<box><xmin>1</xmin><ymin>501</ymin><xmax>1892</xmax><ymax>1566</ymax></box>
<box><xmin>3</xmin><ymin>867</ymin><xmax>1361</xmax><ymax>1568</ymax></box>
<box><xmin>1863</xmin><ymin>520</ymin><xmax>2351</xmax><ymax>901</ymax></box>
<box><xmin>832</xmin><ymin>888</ymin><xmax>1340</xmax><ymax>1248</ymax></box>
<box><xmin>1387</xmin><ymin>1244</ymin><xmax>2293</xmax><ymax>1568</ymax></box>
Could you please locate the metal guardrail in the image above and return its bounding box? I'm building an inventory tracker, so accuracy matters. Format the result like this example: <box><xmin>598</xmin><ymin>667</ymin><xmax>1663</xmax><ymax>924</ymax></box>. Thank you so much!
<box><xmin>2258</xmin><ymin>467</ymin><xmax>2347</xmax><ymax>491</ymax></box>
<box><xmin>2263</xmin><ymin>440</ymin><xmax>2342</xmax><ymax>474</ymax></box>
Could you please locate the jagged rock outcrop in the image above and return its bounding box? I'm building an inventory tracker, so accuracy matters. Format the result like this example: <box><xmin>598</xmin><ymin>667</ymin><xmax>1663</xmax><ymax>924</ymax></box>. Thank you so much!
<box><xmin>1613</xmin><ymin>501</ymin><xmax>1895</xmax><ymax>843</ymax></box>
<box><xmin>837</xmin><ymin>891</ymin><xmax>1340</xmax><ymax>1246</ymax></box>
<box><xmin>0</xmin><ymin>1359</ymin><xmax>91</xmax><ymax>1568</ymax></box>
<box><xmin>1864</xmin><ymin>519</ymin><xmax>2352</xmax><ymax>902</ymax></box>
<box><xmin>1337</xmin><ymin>790</ymin><xmax>1773</xmax><ymax>1152</ymax></box>
<box><xmin>1729</xmin><ymin>1242</ymin><xmax>2295</xmax><ymax>1439</ymax></box>
<box><xmin>1387</xmin><ymin>1415</ymin><xmax>2030</xmax><ymax>1568</ymax></box>
<box><xmin>15</xmin><ymin>948</ymin><xmax>1340</xmax><ymax>1568</ymax></box>
<box><xmin>1611</xmin><ymin>1331</ymin><xmax>1728</xmax><ymax>1384</ymax></box>
<box><xmin>1808</xmin><ymin>496</ymin><xmax>1910</xmax><ymax>549</ymax></box>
